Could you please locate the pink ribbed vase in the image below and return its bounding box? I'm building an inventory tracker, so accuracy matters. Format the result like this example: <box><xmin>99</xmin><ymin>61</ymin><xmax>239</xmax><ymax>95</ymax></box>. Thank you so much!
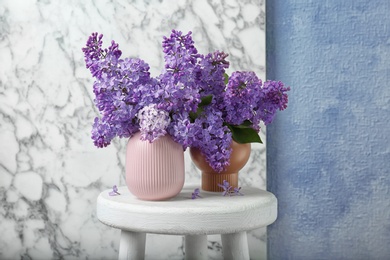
<box><xmin>125</xmin><ymin>132</ymin><xmax>185</xmax><ymax>201</ymax></box>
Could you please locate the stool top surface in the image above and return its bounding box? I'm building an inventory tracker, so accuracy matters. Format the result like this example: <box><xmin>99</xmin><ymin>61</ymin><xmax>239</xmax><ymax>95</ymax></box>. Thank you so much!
<box><xmin>96</xmin><ymin>184</ymin><xmax>277</xmax><ymax>235</ymax></box>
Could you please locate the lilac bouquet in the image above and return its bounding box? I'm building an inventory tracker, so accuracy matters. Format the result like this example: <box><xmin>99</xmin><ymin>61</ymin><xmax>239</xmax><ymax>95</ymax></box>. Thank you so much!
<box><xmin>82</xmin><ymin>30</ymin><xmax>289</xmax><ymax>173</ymax></box>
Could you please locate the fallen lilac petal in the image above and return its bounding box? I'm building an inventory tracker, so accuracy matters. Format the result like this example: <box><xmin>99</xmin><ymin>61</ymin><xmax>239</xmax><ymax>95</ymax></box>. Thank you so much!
<box><xmin>191</xmin><ymin>188</ymin><xmax>202</xmax><ymax>199</ymax></box>
<box><xmin>233</xmin><ymin>187</ymin><xmax>244</xmax><ymax>196</ymax></box>
<box><xmin>219</xmin><ymin>180</ymin><xmax>234</xmax><ymax>196</ymax></box>
<box><xmin>109</xmin><ymin>185</ymin><xmax>121</xmax><ymax>196</ymax></box>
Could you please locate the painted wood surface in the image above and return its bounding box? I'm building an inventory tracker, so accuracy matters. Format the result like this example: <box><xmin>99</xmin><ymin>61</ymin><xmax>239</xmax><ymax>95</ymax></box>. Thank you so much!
<box><xmin>97</xmin><ymin>184</ymin><xmax>276</xmax><ymax>259</ymax></box>
<box><xmin>97</xmin><ymin>184</ymin><xmax>277</xmax><ymax>235</ymax></box>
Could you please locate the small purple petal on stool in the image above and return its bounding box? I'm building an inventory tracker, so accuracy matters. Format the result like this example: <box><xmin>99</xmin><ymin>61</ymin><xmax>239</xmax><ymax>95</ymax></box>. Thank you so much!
<box><xmin>109</xmin><ymin>185</ymin><xmax>120</xmax><ymax>196</ymax></box>
<box><xmin>218</xmin><ymin>180</ymin><xmax>244</xmax><ymax>196</ymax></box>
<box><xmin>218</xmin><ymin>180</ymin><xmax>233</xmax><ymax>196</ymax></box>
<box><xmin>234</xmin><ymin>187</ymin><xmax>244</xmax><ymax>196</ymax></box>
<box><xmin>192</xmin><ymin>188</ymin><xmax>201</xmax><ymax>199</ymax></box>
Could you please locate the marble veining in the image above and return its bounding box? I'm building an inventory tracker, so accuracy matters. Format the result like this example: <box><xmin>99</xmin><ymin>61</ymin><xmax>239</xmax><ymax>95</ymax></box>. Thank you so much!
<box><xmin>0</xmin><ymin>0</ymin><xmax>266</xmax><ymax>259</ymax></box>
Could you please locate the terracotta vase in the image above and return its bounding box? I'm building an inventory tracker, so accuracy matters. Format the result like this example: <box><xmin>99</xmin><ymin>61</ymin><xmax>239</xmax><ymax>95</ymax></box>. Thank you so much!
<box><xmin>125</xmin><ymin>132</ymin><xmax>185</xmax><ymax>200</ymax></box>
<box><xmin>190</xmin><ymin>141</ymin><xmax>251</xmax><ymax>192</ymax></box>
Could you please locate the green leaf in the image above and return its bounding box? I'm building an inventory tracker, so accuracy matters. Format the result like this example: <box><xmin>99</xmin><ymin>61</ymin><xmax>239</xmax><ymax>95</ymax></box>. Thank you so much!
<box><xmin>189</xmin><ymin>111</ymin><xmax>197</xmax><ymax>122</ymax></box>
<box><xmin>224</xmin><ymin>73</ymin><xmax>229</xmax><ymax>85</ymax></box>
<box><xmin>232</xmin><ymin>120</ymin><xmax>252</xmax><ymax>128</ymax></box>
<box><xmin>228</xmin><ymin>124</ymin><xmax>263</xmax><ymax>144</ymax></box>
<box><xmin>199</xmin><ymin>95</ymin><xmax>212</xmax><ymax>106</ymax></box>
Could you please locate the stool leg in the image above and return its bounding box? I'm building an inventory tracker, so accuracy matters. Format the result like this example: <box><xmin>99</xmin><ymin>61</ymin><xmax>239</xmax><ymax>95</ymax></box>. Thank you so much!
<box><xmin>118</xmin><ymin>230</ymin><xmax>146</xmax><ymax>260</ymax></box>
<box><xmin>185</xmin><ymin>235</ymin><xmax>208</xmax><ymax>260</ymax></box>
<box><xmin>221</xmin><ymin>231</ymin><xmax>249</xmax><ymax>260</ymax></box>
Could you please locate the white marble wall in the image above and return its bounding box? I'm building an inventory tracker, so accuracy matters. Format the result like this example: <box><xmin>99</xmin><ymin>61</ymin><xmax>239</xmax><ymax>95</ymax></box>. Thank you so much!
<box><xmin>0</xmin><ymin>0</ymin><xmax>266</xmax><ymax>259</ymax></box>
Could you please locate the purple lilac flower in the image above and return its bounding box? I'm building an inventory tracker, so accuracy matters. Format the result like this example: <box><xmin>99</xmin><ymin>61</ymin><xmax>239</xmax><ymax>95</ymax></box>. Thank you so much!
<box><xmin>83</xmin><ymin>30</ymin><xmax>289</xmax><ymax>173</ymax></box>
<box><xmin>181</xmin><ymin>50</ymin><xmax>231</xmax><ymax>172</ymax></box>
<box><xmin>218</xmin><ymin>180</ymin><xmax>233</xmax><ymax>196</ymax></box>
<box><xmin>82</xmin><ymin>33</ymin><xmax>122</xmax><ymax>80</ymax></box>
<box><xmin>167</xmin><ymin>112</ymin><xmax>192</xmax><ymax>149</ymax></box>
<box><xmin>138</xmin><ymin>104</ymin><xmax>171</xmax><ymax>143</ymax></box>
<box><xmin>197</xmin><ymin>51</ymin><xmax>229</xmax><ymax>106</ymax></box>
<box><xmin>94</xmin><ymin>57</ymin><xmax>154</xmax><ymax>125</ymax></box>
<box><xmin>223</xmin><ymin>72</ymin><xmax>290</xmax><ymax>130</ymax></box>
<box><xmin>218</xmin><ymin>180</ymin><xmax>244</xmax><ymax>196</ymax></box>
<box><xmin>162</xmin><ymin>30</ymin><xmax>199</xmax><ymax>70</ymax></box>
<box><xmin>223</xmin><ymin>71</ymin><xmax>263</xmax><ymax>130</ymax></box>
<box><xmin>91</xmin><ymin>117</ymin><xmax>116</xmax><ymax>148</ymax></box>
<box><xmin>159</xmin><ymin>30</ymin><xmax>201</xmax><ymax>114</ymax></box>
<box><xmin>109</xmin><ymin>185</ymin><xmax>121</xmax><ymax>196</ymax></box>
<box><xmin>83</xmin><ymin>33</ymin><xmax>159</xmax><ymax>147</ymax></box>
<box><xmin>83</xmin><ymin>31</ymin><xmax>207</xmax><ymax>149</ymax></box>
<box><xmin>233</xmin><ymin>187</ymin><xmax>244</xmax><ymax>196</ymax></box>
<box><xmin>187</xmin><ymin>106</ymin><xmax>232</xmax><ymax>173</ymax></box>
<box><xmin>257</xmin><ymin>80</ymin><xmax>290</xmax><ymax>125</ymax></box>
<box><xmin>191</xmin><ymin>188</ymin><xmax>202</xmax><ymax>199</ymax></box>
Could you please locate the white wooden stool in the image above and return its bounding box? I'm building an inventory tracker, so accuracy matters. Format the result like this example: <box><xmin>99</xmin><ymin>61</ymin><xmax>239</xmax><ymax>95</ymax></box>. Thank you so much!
<box><xmin>96</xmin><ymin>184</ymin><xmax>277</xmax><ymax>260</ymax></box>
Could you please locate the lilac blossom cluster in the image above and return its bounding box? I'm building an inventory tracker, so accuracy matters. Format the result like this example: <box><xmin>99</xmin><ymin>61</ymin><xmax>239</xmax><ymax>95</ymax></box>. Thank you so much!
<box><xmin>138</xmin><ymin>104</ymin><xmax>171</xmax><ymax>142</ymax></box>
<box><xmin>83</xmin><ymin>30</ymin><xmax>289</xmax><ymax>173</ymax></box>
<box><xmin>83</xmin><ymin>33</ymin><xmax>159</xmax><ymax>147</ymax></box>
<box><xmin>223</xmin><ymin>72</ymin><xmax>290</xmax><ymax>130</ymax></box>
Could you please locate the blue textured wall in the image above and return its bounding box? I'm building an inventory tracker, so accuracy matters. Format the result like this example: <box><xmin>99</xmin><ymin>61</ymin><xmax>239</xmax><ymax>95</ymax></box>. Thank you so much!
<box><xmin>266</xmin><ymin>1</ymin><xmax>390</xmax><ymax>259</ymax></box>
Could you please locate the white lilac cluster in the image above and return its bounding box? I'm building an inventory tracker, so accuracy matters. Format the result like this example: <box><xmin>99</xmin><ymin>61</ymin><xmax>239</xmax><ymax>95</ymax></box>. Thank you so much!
<box><xmin>138</xmin><ymin>104</ymin><xmax>171</xmax><ymax>143</ymax></box>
